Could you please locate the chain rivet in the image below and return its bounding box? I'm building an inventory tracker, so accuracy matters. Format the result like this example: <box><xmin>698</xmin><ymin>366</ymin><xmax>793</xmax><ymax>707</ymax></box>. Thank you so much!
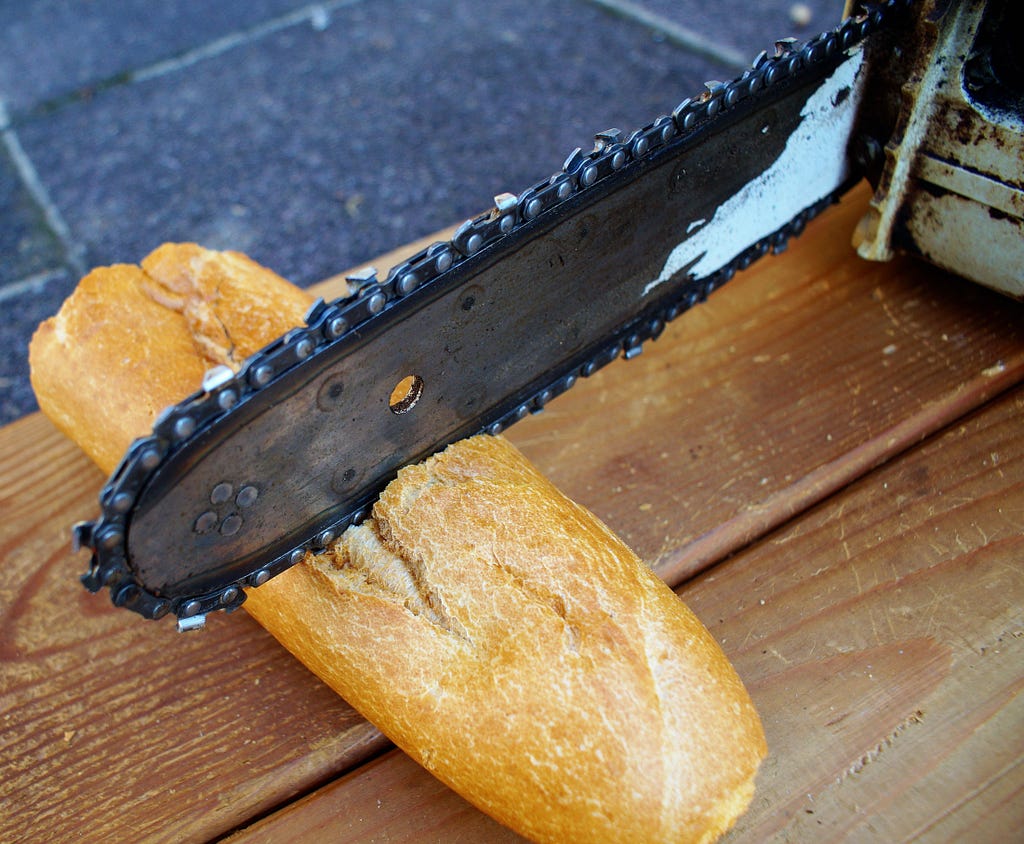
<box><xmin>327</xmin><ymin>315</ymin><xmax>348</xmax><ymax>338</ymax></box>
<box><xmin>140</xmin><ymin>448</ymin><xmax>161</xmax><ymax>470</ymax></box>
<box><xmin>366</xmin><ymin>292</ymin><xmax>386</xmax><ymax>314</ymax></box>
<box><xmin>396</xmin><ymin>273</ymin><xmax>418</xmax><ymax>296</ymax></box>
<box><xmin>251</xmin><ymin>365</ymin><xmax>273</xmax><ymax>387</ymax></box>
<box><xmin>173</xmin><ymin>416</ymin><xmax>195</xmax><ymax>440</ymax></box>
<box><xmin>99</xmin><ymin>528</ymin><xmax>123</xmax><ymax>550</ymax></box>
<box><xmin>194</xmin><ymin>511</ymin><xmax>217</xmax><ymax>534</ymax></box>
<box><xmin>218</xmin><ymin>388</ymin><xmax>238</xmax><ymax>410</ymax></box>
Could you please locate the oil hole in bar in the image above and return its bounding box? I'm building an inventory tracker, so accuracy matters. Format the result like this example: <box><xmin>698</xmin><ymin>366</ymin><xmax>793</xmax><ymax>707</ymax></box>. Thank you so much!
<box><xmin>389</xmin><ymin>375</ymin><xmax>424</xmax><ymax>414</ymax></box>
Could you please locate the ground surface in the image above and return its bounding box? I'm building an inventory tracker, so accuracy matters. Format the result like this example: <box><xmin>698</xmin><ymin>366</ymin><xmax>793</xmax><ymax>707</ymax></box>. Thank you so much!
<box><xmin>1</xmin><ymin>0</ymin><xmax>838</xmax><ymax>423</ymax></box>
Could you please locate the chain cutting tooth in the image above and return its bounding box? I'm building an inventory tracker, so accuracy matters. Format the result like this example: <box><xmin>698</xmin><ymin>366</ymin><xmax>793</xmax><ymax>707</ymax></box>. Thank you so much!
<box><xmin>80</xmin><ymin>566</ymin><xmax>103</xmax><ymax>592</ymax></box>
<box><xmin>562</xmin><ymin>147</ymin><xmax>586</xmax><ymax>175</ymax></box>
<box><xmin>593</xmin><ymin>128</ymin><xmax>622</xmax><ymax>151</ymax></box>
<box><xmin>345</xmin><ymin>266</ymin><xmax>378</xmax><ymax>296</ymax></box>
<box><xmin>72</xmin><ymin>521</ymin><xmax>94</xmax><ymax>554</ymax></box>
<box><xmin>177</xmin><ymin>614</ymin><xmax>207</xmax><ymax>632</ymax></box>
<box><xmin>303</xmin><ymin>297</ymin><xmax>327</xmax><ymax>325</ymax></box>
<box><xmin>672</xmin><ymin>97</ymin><xmax>698</xmax><ymax>132</ymax></box>
<box><xmin>493</xmin><ymin>192</ymin><xmax>518</xmax><ymax>213</ymax></box>
<box><xmin>774</xmin><ymin>37</ymin><xmax>799</xmax><ymax>56</ymax></box>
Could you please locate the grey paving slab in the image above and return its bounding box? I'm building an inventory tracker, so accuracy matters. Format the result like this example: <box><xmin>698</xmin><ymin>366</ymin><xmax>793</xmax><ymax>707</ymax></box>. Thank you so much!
<box><xmin>17</xmin><ymin>0</ymin><xmax>735</xmax><ymax>289</ymax></box>
<box><xmin>0</xmin><ymin>0</ymin><xmax>310</xmax><ymax>115</ymax></box>
<box><xmin>0</xmin><ymin>269</ymin><xmax>75</xmax><ymax>425</ymax></box>
<box><xmin>639</xmin><ymin>0</ymin><xmax>847</xmax><ymax>59</ymax></box>
<box><xmin>1</xmin><ymin>0</ymin><xmax>792</xmax><ymax>424</ymax></box>
<box><xmin>0</xmin><ymin>143</ymin><xmax>65</xmax><ymax>287</ymax></box>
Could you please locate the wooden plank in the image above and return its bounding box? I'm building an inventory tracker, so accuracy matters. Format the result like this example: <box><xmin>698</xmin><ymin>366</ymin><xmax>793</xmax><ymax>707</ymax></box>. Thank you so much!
<box><xmin>229</xmin><ymin>749</ymin><xmax>526</xmax><ymax>844</ymax></box>
<box><xmin>0</xmin><ymin>183</ymin><xmax>1021</xmax><ymax>842</ymax></box>
<box><xmin>0</xmin><ymin>413</ymin><xmax>390</xmax><ymax>842</ymax></box>
<box><xmin>230</xmin><ymin>386</ymin><xmax>1024</xmax><ymax>842</ymax></box>
<box><xmin>712</xmin><ymin>387</ymin><xmax>1024</xmax><ymax>841</ymax></box>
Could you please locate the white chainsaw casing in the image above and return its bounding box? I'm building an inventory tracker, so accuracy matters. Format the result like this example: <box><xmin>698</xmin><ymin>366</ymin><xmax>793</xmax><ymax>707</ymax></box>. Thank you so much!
<box><xmin>853</xmin><ymin>0</ymin><xmax>1023</xmax><ymax>300</ymax></box>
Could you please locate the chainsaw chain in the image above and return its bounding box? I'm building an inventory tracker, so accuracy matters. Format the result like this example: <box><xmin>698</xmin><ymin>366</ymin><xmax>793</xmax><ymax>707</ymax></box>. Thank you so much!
<box><xmin>75</xmin><ymin>1</ymin><xmax>914</xmax><ymax>624</ymax></box>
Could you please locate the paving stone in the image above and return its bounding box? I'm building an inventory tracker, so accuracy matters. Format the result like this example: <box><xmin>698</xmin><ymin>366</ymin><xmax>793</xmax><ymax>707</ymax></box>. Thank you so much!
<box><xmin>0</xmin><ymin>269</ymin><xmax>76</xmax><ymax>425</ymax></box>
<box><xmin>640</xmin><ymin>0</ymin><xmax>847</xmax><ymax>59</ymax></box>
<box><xmin>2</xmin><ymin>0</ymin><xmax>812</xmax><ymax>424</ymax></box>
<box><xmin>0</xmin><ymin>143</ymin><xmax>65</xmax><ymax>287</ymax></box>
<box><xmin>17</xmin><ymin>0</ymin><xmax>734</xmax><ymax>290</ymax></box>
<box><xmin>0</xmin><ymin>0</ymin><xmax>310</xmax><ymax>115</ymax></box>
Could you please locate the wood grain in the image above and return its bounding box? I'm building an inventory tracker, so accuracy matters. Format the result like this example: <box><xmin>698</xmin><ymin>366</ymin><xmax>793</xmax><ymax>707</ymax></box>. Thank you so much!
<box><xmin>718</xmin><ymin>388</ymin><xmax>1024</xmax><ymax>841</ymax></box>
<box><xmin>230</xmin><ymin>386</ymin><xmax>1024</xmax><ymax>843</ymax></box>
<box><xmin>1</xmin><ymin>182</ymin><xmax>1021</xmax><ymax>842</ymax></box>
<box><xmin>0</xmin><ymin>413</ymin><xmax>389</xmax><ymax>842</ymax></box>
<box><xmin>231</xmin><ymin>748</ymin><xmax>526</xmax><ymax>844</ymax></box>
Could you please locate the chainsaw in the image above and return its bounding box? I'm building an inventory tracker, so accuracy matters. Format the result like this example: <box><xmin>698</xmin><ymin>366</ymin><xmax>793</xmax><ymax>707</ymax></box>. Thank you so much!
<box><xmin>73</xmin><ymin>0</ymin><xmax>1023</xmax><ymax>629</ymax></box>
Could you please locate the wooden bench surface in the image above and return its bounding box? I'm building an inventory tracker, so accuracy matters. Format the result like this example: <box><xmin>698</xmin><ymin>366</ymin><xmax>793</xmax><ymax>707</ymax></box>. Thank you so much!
<box><xmin>1</xmin><ymin>183</ymin><xmax>1021</xmax><ymax>842</ymax></box>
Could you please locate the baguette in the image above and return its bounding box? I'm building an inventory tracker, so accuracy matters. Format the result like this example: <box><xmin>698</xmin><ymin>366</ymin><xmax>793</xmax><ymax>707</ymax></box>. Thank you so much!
<box><xmin>30</xmin><ymin>243</ymin><xmax>312</xmax><ymax>475</ymax></box>
<box><xmin>30</xmin><ymin>244</ymin><xmax>766</xmax><ymax>843</ymax></box>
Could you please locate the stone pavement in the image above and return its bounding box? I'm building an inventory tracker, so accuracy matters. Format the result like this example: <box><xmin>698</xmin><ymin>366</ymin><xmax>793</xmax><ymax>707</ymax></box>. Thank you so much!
<box><xmin>1</xmin><ymin>0</ymin><xmax>837</xmax><ymax>424</ymax></box>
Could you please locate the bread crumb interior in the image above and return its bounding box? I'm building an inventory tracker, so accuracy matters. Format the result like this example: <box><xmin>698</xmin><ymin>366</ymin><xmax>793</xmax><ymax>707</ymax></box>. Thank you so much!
<box><xmin>316</xmin><ymin>518</ymin><xmax>471</xmax><ymax>642</ymax></box>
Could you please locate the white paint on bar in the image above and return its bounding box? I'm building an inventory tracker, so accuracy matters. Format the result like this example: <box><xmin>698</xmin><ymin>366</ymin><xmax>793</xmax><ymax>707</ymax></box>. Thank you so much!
<box><xmin>643</xmin><ymin>49</ymin><xmax>867</xmax><ymax>298</ymax></box>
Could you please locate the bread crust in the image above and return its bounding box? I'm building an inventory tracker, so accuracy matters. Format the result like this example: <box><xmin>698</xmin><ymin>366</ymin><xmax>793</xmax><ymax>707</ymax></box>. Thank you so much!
<box><xmin>30</xmin><ymin>244</ymin><xmax>765</xmax><ymax>843</ymax></box>
<box><xmin>29</xmin><ymin>244</ymin><xmax>312</xmax><ymax>474</ymax></box>
<box><xmin>246</xmin><ymin>435</ymin><xmax>765</xmax><ymax>842</ymax></box>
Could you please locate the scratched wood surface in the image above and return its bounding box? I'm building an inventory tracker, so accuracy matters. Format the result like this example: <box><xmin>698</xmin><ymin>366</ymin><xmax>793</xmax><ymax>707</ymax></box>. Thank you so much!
<box><xmin>1</xmin><ymin>183</ymin><xmax>1021</xmax><ymax>842</ymax></box>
